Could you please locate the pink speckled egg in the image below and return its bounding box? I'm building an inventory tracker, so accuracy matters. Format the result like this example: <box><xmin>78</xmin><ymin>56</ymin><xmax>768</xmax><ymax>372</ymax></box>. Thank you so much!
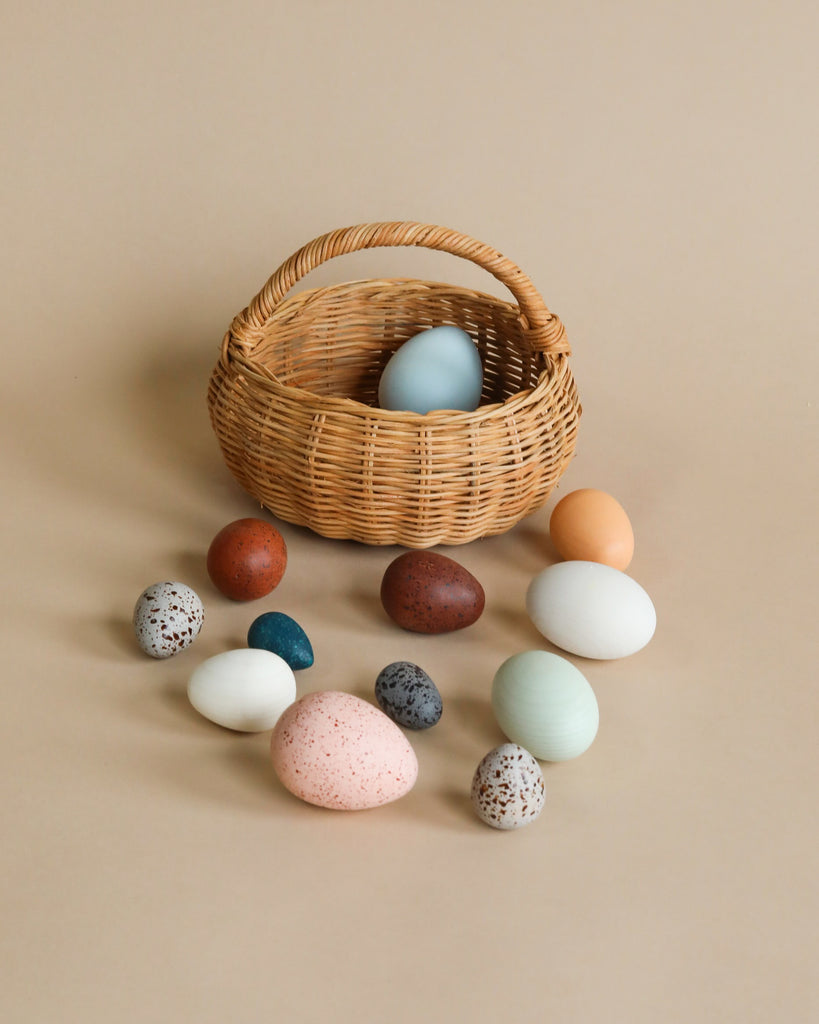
<box><xmin>270</xmin><ymin>691</ymin><xmax>418</xmax><ymax>811</ymax></box>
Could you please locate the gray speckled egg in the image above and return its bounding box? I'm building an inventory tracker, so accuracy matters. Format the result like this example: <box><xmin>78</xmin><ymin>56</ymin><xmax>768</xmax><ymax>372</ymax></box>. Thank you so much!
<box><xmin>374</xmin><ymin>661</ymin><xmax>443</xmax><ymax>730</ymax></box>
<box><xmin>471</xmin><ymin>743</ymin><xmax>546</xmax><ymax>830</ymax></box>
<box><xmin>133</xmin><ymin>581</ymin><xmax>204</xmax><ymax>658</ymax></box>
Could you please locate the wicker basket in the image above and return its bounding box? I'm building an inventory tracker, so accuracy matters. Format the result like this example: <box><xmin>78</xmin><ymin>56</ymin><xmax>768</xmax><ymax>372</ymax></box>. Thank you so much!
<box><xmin>207</xmin><ymin>222</ymin><xmax>581</xmax><ymax>548</ymax></box>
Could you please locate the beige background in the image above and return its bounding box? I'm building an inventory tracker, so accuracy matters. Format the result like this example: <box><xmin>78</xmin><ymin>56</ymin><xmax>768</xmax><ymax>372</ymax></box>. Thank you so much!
<box><xmin>2</xmin><ymin>1</ymin><xmax>817</xmax><ymax>1021</ymax></box>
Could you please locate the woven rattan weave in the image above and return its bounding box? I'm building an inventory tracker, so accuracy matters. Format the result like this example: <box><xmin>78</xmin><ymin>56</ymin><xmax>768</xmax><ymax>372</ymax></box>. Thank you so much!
<box><xmin>207</xmin><ymin>222</ymin><xmax>581</xmax><ymax>547</ymax></box>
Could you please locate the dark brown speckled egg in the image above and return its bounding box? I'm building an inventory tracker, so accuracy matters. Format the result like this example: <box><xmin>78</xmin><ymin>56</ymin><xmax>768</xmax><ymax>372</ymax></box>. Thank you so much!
<box><xmin>207</xmin><ymin>518</ymin><xmax>287</xmax><ymax>601</ymax></box>
<box><xmin>380</xmin><ymin>551</ymin><xmax>485</xmax><ymax>634</ymax></box>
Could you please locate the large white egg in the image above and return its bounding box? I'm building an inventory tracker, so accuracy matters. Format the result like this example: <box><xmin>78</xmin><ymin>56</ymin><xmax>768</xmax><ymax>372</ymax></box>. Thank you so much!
<box><xmin>527</xmin><ymin>561</ymin><xmax>656</xmax><ymax>659</ymax></box>
<box><xmin>377</xmin><ymin>325</ymin><xmax>483</xmax><ymax>414</ymax></box>
<box><xmin>187</xmin><ymin>648</ymin><xmax>296</xmax><ymax>732</ymax></box>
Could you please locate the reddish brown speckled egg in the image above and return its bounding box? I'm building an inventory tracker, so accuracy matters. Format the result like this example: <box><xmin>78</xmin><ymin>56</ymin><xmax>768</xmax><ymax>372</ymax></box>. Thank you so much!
<box><xmin>380</xmin><ymin>551</ymin><xmax>485</xmax><ymax>634</ymax></box>
<box><xmin>207</xmin><ymin>518</ymin><xmax>287</xmax><ymax>601</ymax></box>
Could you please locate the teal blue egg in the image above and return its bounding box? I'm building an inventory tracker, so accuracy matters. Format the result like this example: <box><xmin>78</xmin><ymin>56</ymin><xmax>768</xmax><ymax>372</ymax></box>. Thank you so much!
<box><xmin>491</xmin><ymin>650</ymin><xmax>599</xmax><ymax>761</ymax></box>
<box><xmin>247</xmin><ymin>611</ymin><xmax>314</xmax><ymax>670</ymax></box>
<box><xmin>377</xmin><ymin>325</ymin><xmax>483</xmax><ymax>414</ymax></box>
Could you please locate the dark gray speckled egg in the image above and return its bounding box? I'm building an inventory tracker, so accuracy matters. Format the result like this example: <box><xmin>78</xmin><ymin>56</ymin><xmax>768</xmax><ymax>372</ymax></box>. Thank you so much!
<box><xmin>374</xmin><ymin>661</ymin><xmax>443</xmax><ymax>730</ymax></box>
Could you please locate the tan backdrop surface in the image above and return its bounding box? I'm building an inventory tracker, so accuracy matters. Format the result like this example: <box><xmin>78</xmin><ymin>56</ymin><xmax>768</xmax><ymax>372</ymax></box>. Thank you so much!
<box><xmin>1</xmin><ymin>2</ymin><xmax>817</xmax><ymax>1022</ymax></box>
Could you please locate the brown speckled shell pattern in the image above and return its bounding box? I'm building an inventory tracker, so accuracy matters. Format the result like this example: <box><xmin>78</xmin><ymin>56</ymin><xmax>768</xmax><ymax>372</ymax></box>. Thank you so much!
<box><xmin>380</xmin><ymin>551</ymin><xmax>485</xmax><ymax>634</ymax></box>
<box><xmin>133</xmin><ymin>582</ymin><xmax>205</xmax><ymax>659</ymax></box>
<box><xmin>471</xmin><ymin>743</ymin><xmax>546</xmax><ymax>830</ymax></box>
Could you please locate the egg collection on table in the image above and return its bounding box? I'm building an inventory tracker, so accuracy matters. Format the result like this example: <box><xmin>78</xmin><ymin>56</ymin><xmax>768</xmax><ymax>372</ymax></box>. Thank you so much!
<box><xmin>132</xmin><ymin>328</ymin><xmax>656</xmax><ymax>830</ymax></box>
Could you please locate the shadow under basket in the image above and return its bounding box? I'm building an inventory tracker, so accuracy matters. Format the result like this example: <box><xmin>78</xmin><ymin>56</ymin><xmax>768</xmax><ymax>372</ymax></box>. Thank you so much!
<box><xmin>207</xmin><ymin>221</ymin><xmax>581</xmax><ymax>548</ymax></box>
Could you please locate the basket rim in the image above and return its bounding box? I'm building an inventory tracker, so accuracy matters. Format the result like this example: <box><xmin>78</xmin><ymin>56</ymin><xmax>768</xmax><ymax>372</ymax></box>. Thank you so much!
<box><xmin>219</xmin><ymin>276</ymin><xmax>571</xmax><ymax>424</ymax></box>
<box><xmin>231</xmin><ymin>360</ymin><xmax>566</xmax><ymax>423</ymax></box>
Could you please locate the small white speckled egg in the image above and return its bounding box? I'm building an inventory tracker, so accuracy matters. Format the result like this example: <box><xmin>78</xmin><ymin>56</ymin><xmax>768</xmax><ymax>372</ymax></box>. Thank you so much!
<box><xmin>471</xmin><ymin>743</ymin><xmax>546</xmax><ymax>830</ymax></box>
<box><xmin>187</xmin><ymin>649</ymin><xmax>296</xmax><ymax>732</ymax></box>
<box><xmin>133</xmin><ymin>581</ymin><xmax>204</xmax><ymax>658</ymax></box>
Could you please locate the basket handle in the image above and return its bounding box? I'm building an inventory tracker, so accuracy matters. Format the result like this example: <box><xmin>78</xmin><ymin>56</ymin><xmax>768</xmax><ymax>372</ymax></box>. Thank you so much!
<box><xmin>234</xmin><ymin>221</ymin><xmax>569</xmax><ymax>356</ymax></box>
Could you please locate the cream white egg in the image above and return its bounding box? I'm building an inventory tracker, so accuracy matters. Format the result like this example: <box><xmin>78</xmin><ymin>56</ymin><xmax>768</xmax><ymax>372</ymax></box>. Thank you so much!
<box><xmin>187</xmin><ymin>648</ymin><xmax>296</xmax><ymax>732</ymax></box>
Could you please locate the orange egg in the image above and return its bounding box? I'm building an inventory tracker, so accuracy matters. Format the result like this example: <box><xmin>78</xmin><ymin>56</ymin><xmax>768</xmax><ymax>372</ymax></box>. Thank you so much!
<box><xmin>548</xmin><ymin>489</ymin><xmax>634</xmax><ymax>570</ymax></box>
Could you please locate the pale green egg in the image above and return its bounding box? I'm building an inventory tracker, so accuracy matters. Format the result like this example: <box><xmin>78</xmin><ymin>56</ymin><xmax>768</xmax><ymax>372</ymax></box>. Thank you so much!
<box><xmin>491</xmin><ymin>650</ymin><xmax>599</xmax><ymax>761</ymax></box>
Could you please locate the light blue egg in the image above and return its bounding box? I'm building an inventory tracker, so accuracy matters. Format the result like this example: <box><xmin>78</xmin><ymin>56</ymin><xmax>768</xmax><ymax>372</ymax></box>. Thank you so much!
<box><xmin>377</xmin><ymin>325</ymin><xmax>483</xmax><ymax>414</ymax></box>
